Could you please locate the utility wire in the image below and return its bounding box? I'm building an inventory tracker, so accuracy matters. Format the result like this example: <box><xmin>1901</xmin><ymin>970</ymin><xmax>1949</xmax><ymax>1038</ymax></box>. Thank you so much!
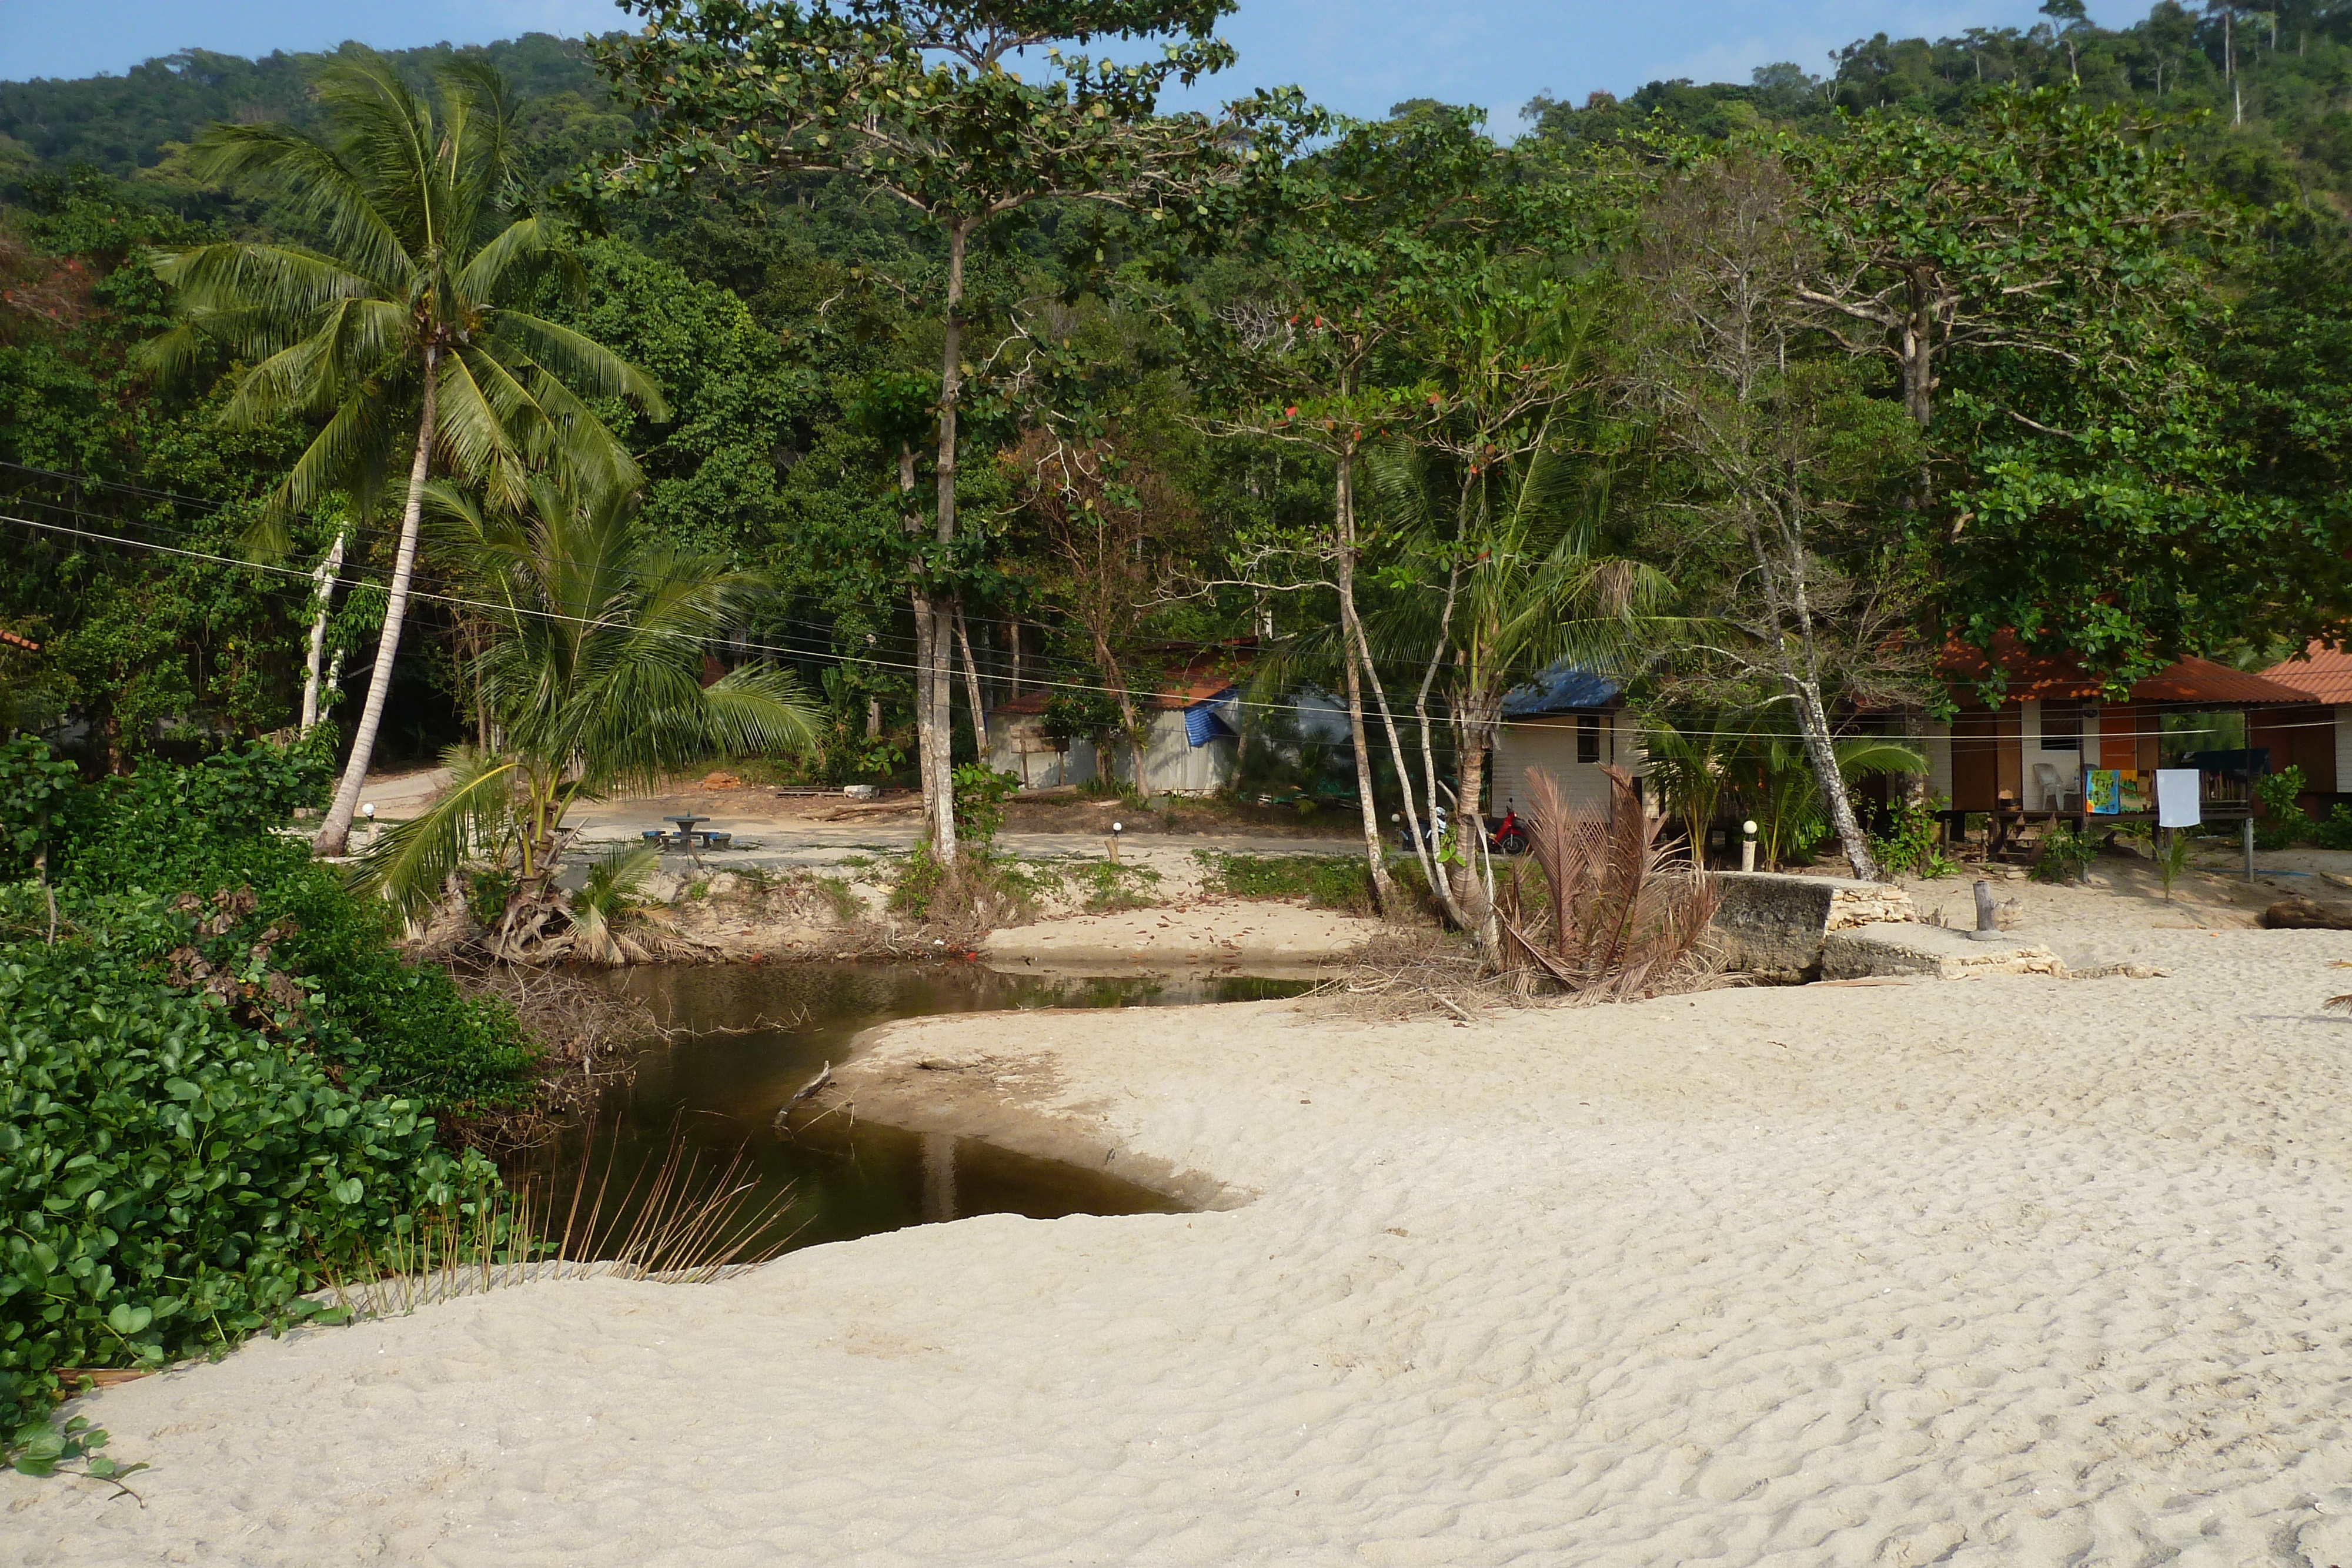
<box><xmin>6</xmin><ymin>487</ymin><xmax>2340</xmax><ymax>744</ymax></box>
<box><xmin>0</xmin><ymin>477</ymin><xmax>1155</xmax><ymax>683</ymax></box>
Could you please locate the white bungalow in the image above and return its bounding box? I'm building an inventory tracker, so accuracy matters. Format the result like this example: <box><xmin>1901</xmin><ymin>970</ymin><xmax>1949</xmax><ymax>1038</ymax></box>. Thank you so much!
<box><xmin>1486</xmin><ymin>664</ymin><xmax>1644</xmax><ymax>816</ymax></box>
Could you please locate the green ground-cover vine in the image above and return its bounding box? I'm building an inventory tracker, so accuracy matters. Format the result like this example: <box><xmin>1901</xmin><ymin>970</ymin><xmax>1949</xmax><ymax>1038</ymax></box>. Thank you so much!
<box><xmin>4</xmin><ymin>737</ymin><xmax>539</xmax><ymax>1112</ymax></box>
<box><xmin>1</xmin><ymin>735</ymin><xmax>537</xmax><ymax>1464</ymax></box>
<box><xmin>0</xmin><ymin>884</ymin><xmax>505</xmax><ymax>1440</ymax></box>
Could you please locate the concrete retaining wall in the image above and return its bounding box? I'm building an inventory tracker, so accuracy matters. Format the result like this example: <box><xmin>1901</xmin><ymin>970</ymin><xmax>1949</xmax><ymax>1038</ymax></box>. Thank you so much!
<box><xmin>1708</xmin><ymin>872</ymin><xmax>1916</xmax><ymax>982</ymax></box>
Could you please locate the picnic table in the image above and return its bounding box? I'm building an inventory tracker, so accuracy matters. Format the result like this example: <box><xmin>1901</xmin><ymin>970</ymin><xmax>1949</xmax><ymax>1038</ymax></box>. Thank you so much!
<box><xmin>640</xmin><ymin>814</ymin><xmax>733</xmax><ymax>850</ymax></box>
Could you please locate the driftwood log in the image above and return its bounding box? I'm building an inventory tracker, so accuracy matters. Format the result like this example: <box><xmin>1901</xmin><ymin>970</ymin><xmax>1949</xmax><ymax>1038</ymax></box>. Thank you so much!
<box><xmin>2260</xmin><ymin>896</ymin><xmax>2352</xmax><ymax>931</ymax></box>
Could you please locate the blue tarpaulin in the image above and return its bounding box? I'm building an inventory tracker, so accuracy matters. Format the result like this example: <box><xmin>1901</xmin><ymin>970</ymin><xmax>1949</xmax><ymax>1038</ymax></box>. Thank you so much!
<box><xmin>1499</xmin><ymin>661</ymin><xmax>1619</xmax><ymax>718</ymax></box>
<box><xmin>1184</xmin><ymin>687</ymin><xmax>1241</xmax><ymax>746</ymax></box>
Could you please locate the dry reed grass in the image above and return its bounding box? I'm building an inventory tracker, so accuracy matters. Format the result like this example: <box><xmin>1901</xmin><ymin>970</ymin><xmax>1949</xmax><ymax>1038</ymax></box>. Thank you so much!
<box><xmin>320</xmin><ymin>1121</ymin><xmax>802</xmax><ymax>1321</ymax></box>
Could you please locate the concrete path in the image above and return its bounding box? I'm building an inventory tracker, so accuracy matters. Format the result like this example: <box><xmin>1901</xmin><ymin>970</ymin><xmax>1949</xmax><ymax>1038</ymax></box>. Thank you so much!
<box><xmin>350</xmin><ymin>774</ymin><xmax>1367</xmax><ymax>875</ymax></box>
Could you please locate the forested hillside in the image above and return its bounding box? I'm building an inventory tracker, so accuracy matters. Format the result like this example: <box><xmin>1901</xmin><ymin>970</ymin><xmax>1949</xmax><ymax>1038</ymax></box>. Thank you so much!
<box><xmin>0</xmin><ymin>34</ymin><xmax>613</xmax><ymax>179</ymax></box>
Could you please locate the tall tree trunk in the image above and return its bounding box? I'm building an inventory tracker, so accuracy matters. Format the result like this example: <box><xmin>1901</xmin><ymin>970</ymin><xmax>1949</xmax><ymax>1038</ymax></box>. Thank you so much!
<box><xmin>1088</xmin><ymin>630</ymin><xmax>1145</xmax><ymax>794</ymax></box>
<box><xmin>1789</xmin><ymin>674</ymin><xmax>1879</xmax><ymax>881</ymax></box>
<box><xmin>1357</xmin><ymin>557</ymin><xmax>1461</xmax><ymax>924</ymax></box>
<box><xmin>315</xmin><ymin>348</ymin><xmax>435</xmax><ymax>856</ymax></box>
<box><xmin>955</xmin><ymin>602</ymin><xmax>989</xmax><ymax>757</ymax></box>
<box><xmin>911</xmin><ymin>587</ymin><xmax>950</xmax><ymax>821</ymax></box>
<box><xmin>299</xmin><ymin>529</ymin><xmax>346</xmax><ymax>733</ymax></box>
<box><xmin>919</xmin><ymin>220</ymin><xmax>975</xmax><ymax>867</ymax></box>
<box><xmin>1449</xmin><ymin>687</ymin><xmax>1501</xmax><ymax>959</ymax></box>
<box><xmin>1332</xmin><ymin>440</ymin><xmax>1396</xmax><ymax>911</ymax></box>
<box><xmin>1900</xmin><ymin>265</ymin><xmax>1936</xmax><ymax>428</ymax></box>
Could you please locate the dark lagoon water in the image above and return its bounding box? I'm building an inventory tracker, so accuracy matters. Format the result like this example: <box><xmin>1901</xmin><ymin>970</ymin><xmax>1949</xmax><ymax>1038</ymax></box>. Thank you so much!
<box><xmin>543</xmin><ymin>962</ymin><xmax>1312</xmax><ymax>1261</ymax></box>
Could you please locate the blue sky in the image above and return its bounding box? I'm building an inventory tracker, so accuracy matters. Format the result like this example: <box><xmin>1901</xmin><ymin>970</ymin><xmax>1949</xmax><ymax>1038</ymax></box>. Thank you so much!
<box><xmin>7</xmin><ymin>1</ymin><xmax>2083</xmax><ymax>121</ymax></box>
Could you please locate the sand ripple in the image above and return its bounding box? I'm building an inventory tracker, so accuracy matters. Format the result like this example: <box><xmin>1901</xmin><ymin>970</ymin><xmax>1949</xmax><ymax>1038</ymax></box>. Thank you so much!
<box><xmin>9</xmin><ymin>922</ymin><xmax>2352</xmax><ymax>1564</ymax></box>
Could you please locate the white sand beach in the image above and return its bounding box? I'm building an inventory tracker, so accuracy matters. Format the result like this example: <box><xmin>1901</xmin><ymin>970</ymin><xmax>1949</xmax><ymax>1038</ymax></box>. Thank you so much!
<box><xmin>9</xmin><ymin>878</ymin><xmax>2352</xmax><ymax>1566</ymax></box>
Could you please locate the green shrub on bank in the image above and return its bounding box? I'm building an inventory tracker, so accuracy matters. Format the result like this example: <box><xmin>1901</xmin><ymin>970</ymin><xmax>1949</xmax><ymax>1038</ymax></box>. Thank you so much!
<box><xmin>949</xmin><ymin>764</ymin><xmax>1020</xmax><ymax>847</ymax></box>
<box><xmin>2030</xmin><ymin>822</ymin><xmax>2099</xmax><ymax>884</ymax></box>
<box><xmin>0</xmin><ymin>885</ymin><xmax>500</xmax><ymax>1439</ymax></box>
<box><xmin>1198</xmin><ymin>852</ymin><xmax>1377</xmax><ymax>914</ymax></box>
<box><xmin>1071</xmin><ymin>861</ymin><xmax>1161</xmax><ymax>912</ymax></box>
<box><xmin>2253</xmin><ymin>766</ymin><xmax>2310</xmax><ymax>850</ymax></box>
<box><xmin>11</xmin><ymin>740</ymin><xmax>535</xmax><ymax>1113</ymax></box>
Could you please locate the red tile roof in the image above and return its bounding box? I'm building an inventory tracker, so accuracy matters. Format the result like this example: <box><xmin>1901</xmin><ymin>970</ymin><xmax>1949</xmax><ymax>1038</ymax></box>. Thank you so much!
<box><xmin>1944</xmin><ymin>633</ymin><xmax>2319</xmax><ymax>707</ymax></box>
<box><xmin>0</xmin><ymin>628</ymin><xmax>38</xmax><ymax>653</ymax></box>
<box><xmin>2259</xmin><ymin>640</ymin><xmax>2352</xmax><ymax>707</ymax></box>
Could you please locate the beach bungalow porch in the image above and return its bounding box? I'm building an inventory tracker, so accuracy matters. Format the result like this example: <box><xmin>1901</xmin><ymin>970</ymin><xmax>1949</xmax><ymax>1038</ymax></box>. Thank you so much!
<box><xmin>2253</xmin><ymin>640</ymin><xmax>2352</xmax><ymax>808</ymax></box>
<box><xmin>1919</xmin><ymin>636</ymin><xmax>2317</xmax><ymax>858</ymax></box>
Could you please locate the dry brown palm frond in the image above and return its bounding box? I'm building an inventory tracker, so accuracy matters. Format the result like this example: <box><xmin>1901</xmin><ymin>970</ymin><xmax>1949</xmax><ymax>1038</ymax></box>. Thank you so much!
<box><xmin>2325</xmin><ymin>994</ymin><xmax>2352</xmax><ymax>1012</ymax></box>
<box><xmin>1325</xmin><ymin>925</ymin><xmax>1515</xmax><ymax>1019</ymax></box>
<box><xmin>1505</xmin><ymin>765</ymin><xmax>1719</xmax><ymax>1002</ymax></box>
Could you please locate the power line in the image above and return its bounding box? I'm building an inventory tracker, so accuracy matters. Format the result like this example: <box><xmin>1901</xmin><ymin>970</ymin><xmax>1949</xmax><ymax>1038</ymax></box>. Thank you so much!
<box><xmin>0</xmin><ymin>476</ymin><xmax>1148</xmax><ymax>684</ymax></box>
<box><xmin>0</xmin><ymin>510</ymin><xmax>1302</xmax><ymax>716</ymax></box>
<box><xmin>8</xmin><ymin>482</ymin><xmax>2345</xmax><ymax>745</ymax></box>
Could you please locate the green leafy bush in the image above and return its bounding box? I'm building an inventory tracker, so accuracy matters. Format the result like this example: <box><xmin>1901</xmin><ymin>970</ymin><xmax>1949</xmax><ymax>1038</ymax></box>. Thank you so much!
<box><xmin>2256</xmin><ymin>765</ymin><xmax>2309</xmax><ymax>844</ymax></box>
<box><xmin>2030</xmin><ymin>821</ymin><xmax>2099</xmax><ymax>884</ymax></box>
<box><xmin>0</xmin><ymin>885</ymin><xmax>501</xmax><ymax>1440</ymax></box>
<box><xmin>950</xmin><ymin>764</ymin><xmax>1020</xmax><ymax>848</ymax></box>
<box><xmin>886</xmin><ymin>845</ymin><xmax>949</xmax><ymax>920</ymax></box>
<box><xmin>1869</xmin><ymin>793</ymin><xmax>1957</xmax><ymax>880</ymax></box>
<box><xmin>0</xmin><ymin>737</ymin><xmax>82</xmax><ymax>876</ymax></box>
<box><xmin>2316</xmin><ymin>803</ymin><xmax>2352</xmax><ymax>852</ymax></box>
<box><xmin>2254</xmin><ymin>820</ymin><xmax>2303</xmax><ymax>851</ymax></box>
<box><xmin>39</xmin><ymin>741</ymin><xmax>536</xmax><ymax>1113</ymax></box>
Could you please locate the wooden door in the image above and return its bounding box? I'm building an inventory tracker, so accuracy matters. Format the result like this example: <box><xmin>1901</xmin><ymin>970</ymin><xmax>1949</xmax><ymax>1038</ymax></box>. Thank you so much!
<box><xmin>1996</xmin><ymin>706</ymin><xmax>2024</xmax><ymax>801</ymax></box>
<box><xmin>1950</xmin><ymin>710</ymin><xmax>1999</xmax><ymax>811</ymax></box>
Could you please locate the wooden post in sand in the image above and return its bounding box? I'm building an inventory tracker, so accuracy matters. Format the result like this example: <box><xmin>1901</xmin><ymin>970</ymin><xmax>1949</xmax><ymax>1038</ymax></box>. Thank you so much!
<box><xmin>1969</xmin><ymin>878</ymin><xmax>2002</xmax><ymax>942</ymax></box>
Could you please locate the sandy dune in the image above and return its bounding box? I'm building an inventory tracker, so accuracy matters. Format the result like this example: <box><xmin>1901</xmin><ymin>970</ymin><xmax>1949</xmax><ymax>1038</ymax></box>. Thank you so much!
<box><xmin>9</xmin><ymin>890</ymin><xmax>2352</xmax><ymax>1565</ymax></box>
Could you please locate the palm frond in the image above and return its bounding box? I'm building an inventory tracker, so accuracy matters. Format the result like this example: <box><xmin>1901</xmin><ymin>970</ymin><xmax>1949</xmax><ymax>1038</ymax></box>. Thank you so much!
<box><xmin>346</xmin><ymin>747</ymin><xmax>522</xmax><ymax>921</ymax></box>
<box><xmin>570</xmin><ymin>843</ymin><xmax>659</xmax><ymax>967</ymax></box>
<box><xmin>487</xmin><ymin>309</ymin><xmax>670</xmax><ymax>420</ymax></box>
<box><xmin>434</xmin><ymin>348</ymin><xmax>533</xmax><ymax>509</ymax></box>
<box><xmin>186</xmin><ymin>123</ymin><xmax>413</xmax><ymax>288</ymax></box>
<box><xmin>1833</xmin><ymin>736</ymin><xmax>1928</xmax><ymax>780</ymax></box>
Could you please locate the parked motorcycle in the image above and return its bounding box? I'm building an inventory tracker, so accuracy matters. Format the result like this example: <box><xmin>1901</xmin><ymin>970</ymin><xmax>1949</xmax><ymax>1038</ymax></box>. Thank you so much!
<box><xmin>1487</xmin><ymin>805</ymin><xmax>1528</xmax><ymax>856</ymax></box>
<box><xmin>1391</xmin><ymin>804</ymin><xmax>1528</xmax><ymax>856</ymax></box>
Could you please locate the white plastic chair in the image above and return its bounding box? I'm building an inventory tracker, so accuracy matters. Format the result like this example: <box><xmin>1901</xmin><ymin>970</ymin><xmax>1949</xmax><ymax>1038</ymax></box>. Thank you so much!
<box><xmin>2032</xmin><ymin>761</ymin><xmax>2064</xmax><ymax>810</ymax></box>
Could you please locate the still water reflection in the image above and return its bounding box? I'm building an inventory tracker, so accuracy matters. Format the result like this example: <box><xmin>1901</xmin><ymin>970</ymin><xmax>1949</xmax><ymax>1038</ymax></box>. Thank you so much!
<box><xmin>554</xmin><ymin>962</ymin><xmax>1311</xmax><ymax>1256</ymax></box>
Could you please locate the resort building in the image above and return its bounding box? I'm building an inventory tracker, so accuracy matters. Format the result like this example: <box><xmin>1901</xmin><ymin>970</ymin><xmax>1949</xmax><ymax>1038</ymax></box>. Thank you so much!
<box><xmin>2253</xmin><ymin>640</ymin><xmax>2352</xmax><ymax>807</ymax></box>
<box><xmin>1917</xmin><ymin>634</ymin><xmax>2316</xmax><ymax>827</ymax></box>
<box><xmin>1488</xmin><ymin>664</ymin><xmax>1643</xmax><ymax>816</ymax></box>
<box><xmin>985</xmin><ymin>667</ymin><xmax>1244</xmax><ymax>796</ymax></box>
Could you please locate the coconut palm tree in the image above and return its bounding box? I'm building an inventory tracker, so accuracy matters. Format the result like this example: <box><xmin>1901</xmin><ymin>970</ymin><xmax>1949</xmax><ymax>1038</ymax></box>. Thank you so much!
<box><xmin>1639</xmin><ymin>710</ymin><xmax>1749</xmax><ymax>865</ymax></box>
<box><xmin>139</xmin><ymin>53</ymin><xmax>666</xmax><ymax>855</ymax></box>
<box><xmin>1732</xmin><ymin>730</ymin><xmax>1924</xmax><ymax>870</ymax></box>
<box><xmin>1364</xmin><ymin>420</ymin><xmax>1679</xmax><ymax>954</ymax></box>
<box><xmin>350</xmin><ymin>479</ymin><xmax>815</xmax><ymax>962</ymax></box>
